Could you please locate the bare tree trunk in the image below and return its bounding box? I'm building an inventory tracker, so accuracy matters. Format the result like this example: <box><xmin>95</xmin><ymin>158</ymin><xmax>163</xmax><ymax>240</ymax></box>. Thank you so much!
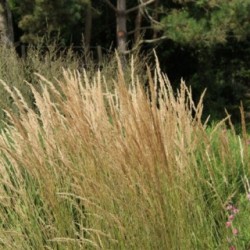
<box><xmin>104</xmin><ymin>0</ymin><xmax>156</xmax><ymax>67</ymax></box>
<box><xmin>152</xmin><ymin>0</ymin><xmax>159</xmax><ymax>39</ymax></box>
<box><xmin>0</xmin><ymin>0</ymin><xmax>14</xmax><ymax>45</ymax></box>
<box><xmin>134</xmin><ymin>5</ymin><xmax>142</xmax><ymax>43</ymax></box>
<box><xmin>84</xmin><ymin>2</ymin><xmax>92</xmax><ymax>53</ymax></box>
<box><xmin>116</xmin><ymin>0</ymin><xmax>127</xmax><ymax>54</ymax></box>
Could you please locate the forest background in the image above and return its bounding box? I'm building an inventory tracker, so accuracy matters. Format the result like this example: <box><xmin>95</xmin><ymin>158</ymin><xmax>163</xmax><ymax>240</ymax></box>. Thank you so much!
<box><xmin>1</xmin><ymin>0</ymin><xmax>250</xmax><ymax>123</ymax></box>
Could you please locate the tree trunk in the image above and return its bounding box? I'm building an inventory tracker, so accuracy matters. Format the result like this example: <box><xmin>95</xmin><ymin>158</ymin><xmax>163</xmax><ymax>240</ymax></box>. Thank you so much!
<box><xmin>116</xmin><ymin>0</ymin><xmax>127</xmax><ymax>54</ymax></box>
<box><xmin>84</xmin><ymin>1</ymin><xmax>92</xmax><ymax>53</ymax></box>
<box><xmin>0</xmin><ymin>0</ymin><xmax>14</xmax><ymax>45</ymax></box>
<box><xmin>134</xmin><ymin>5</ymin><xmax>142</xmax><ymax>43</ymax></box>
<box><xmin>152</xmin><ymin>0</ymin><xmax>159</xmax><ymax>39</ymax></box>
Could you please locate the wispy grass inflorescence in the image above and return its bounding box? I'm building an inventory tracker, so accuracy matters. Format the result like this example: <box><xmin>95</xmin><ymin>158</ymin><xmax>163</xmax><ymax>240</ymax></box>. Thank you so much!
<box><xmin>0</xmin><ymin>56</ymin><xmax>249</xmax><ymax>249</ymax></box>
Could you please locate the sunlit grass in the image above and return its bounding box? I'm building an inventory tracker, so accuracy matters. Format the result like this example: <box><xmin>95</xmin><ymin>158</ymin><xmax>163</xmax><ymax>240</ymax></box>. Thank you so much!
<box><xmin>0</xmin><ymin>53</ymin><xmax>249</xmax><ymax>249</ymax></box>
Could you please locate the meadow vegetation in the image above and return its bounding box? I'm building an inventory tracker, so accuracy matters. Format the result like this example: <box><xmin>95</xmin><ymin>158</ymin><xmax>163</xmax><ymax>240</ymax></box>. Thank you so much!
<box><xmin>0</xmin><ymin>46</ymin><xmax>249</xmax><ymax>249</ymax></box>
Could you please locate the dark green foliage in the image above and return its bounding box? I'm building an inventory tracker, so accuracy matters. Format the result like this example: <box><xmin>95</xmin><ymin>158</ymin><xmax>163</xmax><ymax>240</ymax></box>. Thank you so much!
<box><xmin>156</xmin><ymin>0</ymin><xmax>250</xmax><ymax>122</ymax></box>
<box><xmin>161</xmin><ymin>0</ymin><xmax>250</xmax><ymax>47</ymax></box>
<box><xmin>10</xmin><ymin>0</ymin><xmax>89</xmax><ymax>44</ymax></box>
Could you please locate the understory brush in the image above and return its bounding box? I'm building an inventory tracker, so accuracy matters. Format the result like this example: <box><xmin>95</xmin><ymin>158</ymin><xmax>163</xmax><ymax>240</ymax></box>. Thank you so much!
<box><xmin>0</xmin><ymin>55</ymin><xmax>249</xmax><ymax>249</ymax></box>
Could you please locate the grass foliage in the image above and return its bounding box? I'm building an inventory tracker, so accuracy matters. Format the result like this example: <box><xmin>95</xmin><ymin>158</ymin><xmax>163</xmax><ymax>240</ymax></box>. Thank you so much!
<box><xmin>0</xmin><ymin>47</ymin><xmax>249</xmax><ymax>249</ymax></box>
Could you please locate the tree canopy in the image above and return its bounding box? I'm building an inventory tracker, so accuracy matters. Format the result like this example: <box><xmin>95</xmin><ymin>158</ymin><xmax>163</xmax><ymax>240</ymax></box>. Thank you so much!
<box><xmin>160</xmin><ymin>0</ymin><xmax>250</xmax><ymax>47</ymax></box>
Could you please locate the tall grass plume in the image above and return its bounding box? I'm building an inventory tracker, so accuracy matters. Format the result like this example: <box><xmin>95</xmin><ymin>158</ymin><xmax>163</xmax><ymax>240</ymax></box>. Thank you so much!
<box><xmin>0</xmin><ymin>56</ymin><xmax>249</xmax><ymax>249</ymax></box>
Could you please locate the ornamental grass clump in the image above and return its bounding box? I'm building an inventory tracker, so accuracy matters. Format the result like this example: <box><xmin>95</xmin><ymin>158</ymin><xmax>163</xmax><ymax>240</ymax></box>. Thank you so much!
<box><xmin>0</xmin><ymin>56</ymin><xmax>249</xmax><ymax>249</ymax></box>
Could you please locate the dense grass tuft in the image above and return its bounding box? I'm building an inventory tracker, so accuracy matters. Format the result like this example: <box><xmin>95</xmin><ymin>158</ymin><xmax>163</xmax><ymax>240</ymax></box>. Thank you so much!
<box><xmin>0</xmin><ymin>54</ymin><xmax>249</xmax><ymax>249</ymax></box>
